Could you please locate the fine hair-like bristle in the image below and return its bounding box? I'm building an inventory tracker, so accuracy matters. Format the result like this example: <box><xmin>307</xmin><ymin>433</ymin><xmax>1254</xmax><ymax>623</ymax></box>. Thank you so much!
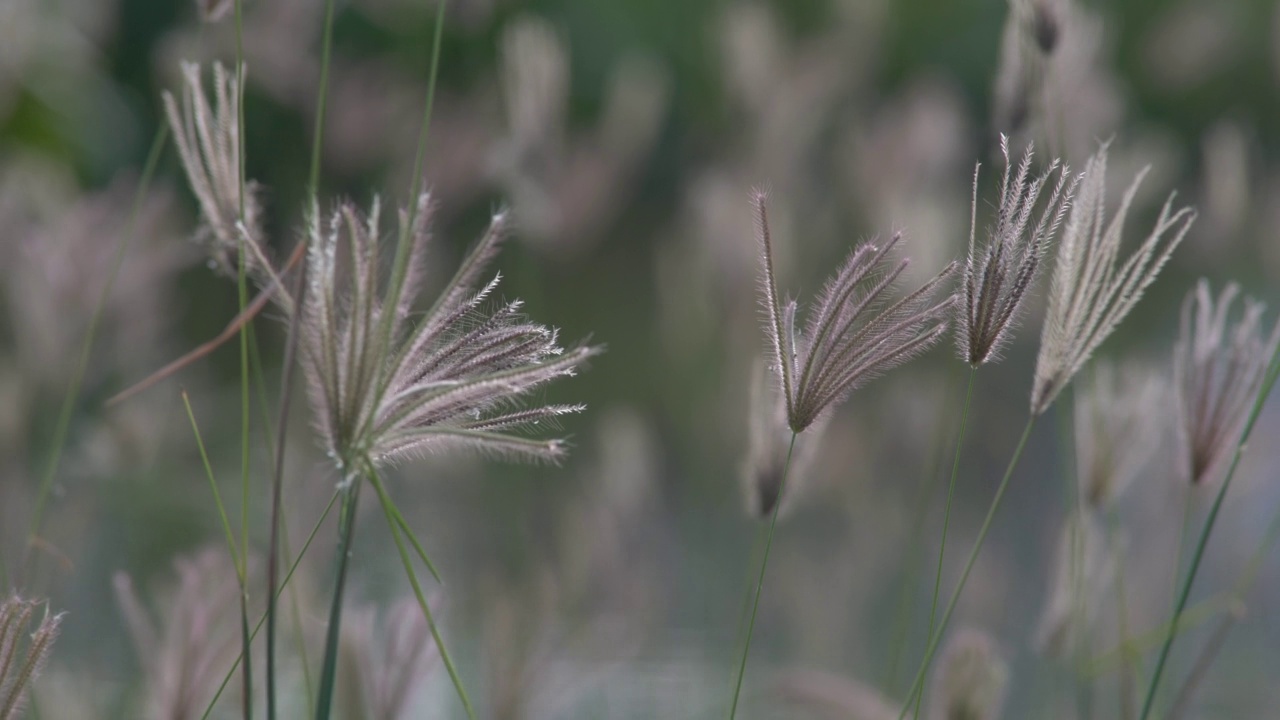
<box><xmin>163</xmin><ymin>62</ymin><xmax>291</xmax><ymax>310</ymax></box>
<box><xmin>1030</xmin><ymin>143</ymin><xmax>1195</xmax><ymax>415</ymax></box>
<box><xmin>0</xmin><ymin>596</ymin><xmax>64</xmax><ymax>720</ymax></box>
<box><xmin>754</xmin><ymin>190</ymin><xmax>956</xmax><ymax>433</ymax></box>
<box><xmin>300</xmin><ymin>193</ymin><xmax>600</xmax><ymax>473</ymax></box>
<box><xmin>958</xmin><ymin>135</ymin><xmax>1075</xmax><ymax>367</ymax></box>
<box><xmin>1174</xmin><ymin>280</ymin><xmax>1280</xmax><ymax>485</ymax></box>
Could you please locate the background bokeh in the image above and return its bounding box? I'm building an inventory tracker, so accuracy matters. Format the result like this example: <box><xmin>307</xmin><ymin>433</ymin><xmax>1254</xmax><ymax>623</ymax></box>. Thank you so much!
<box><xmin>3</xmin><ymin>0</ymin><xmax>1280</xmax><ymax>717</ymax></box>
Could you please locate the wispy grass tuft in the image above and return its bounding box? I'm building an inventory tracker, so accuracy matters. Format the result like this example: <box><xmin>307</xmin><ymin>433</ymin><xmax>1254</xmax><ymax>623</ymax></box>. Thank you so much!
<box><xmin>0</xmin><ymin>596</ymin><xmax>63</xmax><ymax>720</ymax></box>
<box><xmin>733</xmin><ymin>189</ymin><xmax>955</xmax><ymax>719</ymax></box>
<box><xmin>1030</xmin><ymin>143</ymin><xmax>1194</xmax><ymax>415</ymax></box>
<box><xmin>1138</xmin><ymin>280</ymin><xmax>1280</xmax><ymax>720</ymax></box>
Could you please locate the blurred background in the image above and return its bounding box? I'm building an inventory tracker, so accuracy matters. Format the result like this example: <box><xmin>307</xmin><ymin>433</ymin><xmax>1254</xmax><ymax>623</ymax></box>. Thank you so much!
<box><xmin>2</xmin><ymin>0</ymin><xmax>1280</xmax><ymax>717</ymax></box>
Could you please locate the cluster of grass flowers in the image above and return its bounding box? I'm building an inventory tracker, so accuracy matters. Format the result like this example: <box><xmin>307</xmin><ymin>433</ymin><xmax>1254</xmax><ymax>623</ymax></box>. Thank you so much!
<box><xmin>8</xmin><ymin>1</ymin><xmax>1280</xmax><ymax>718</ymax></box>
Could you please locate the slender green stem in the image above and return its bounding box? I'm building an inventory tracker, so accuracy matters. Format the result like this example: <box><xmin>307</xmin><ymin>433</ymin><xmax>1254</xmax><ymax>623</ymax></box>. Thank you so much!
<box><xmin>266</xmin><ymin>253</ymin><xmax>308</xmax><ymax>720</ymax></box>
<box><xmin>1170</xmin><ymin>487</ymin><xmax>1194</xmax><ymax>611</ymax></box>
<box><xmin>182</xmin><ymin>392</ymin><xmax>244</xmax><ymax>580</ymax></box>
<box><xmin>363</xmin><ymin>0</ymin><xmax>448</xmax><ymax>439</ymax></box>
<box><xmin>308</xmin><ymin>0</ymin><xmax>338</xmax><ymax>197</ymax></box>
<box><xmin>1166</xmin><ymin>602</ymin><xmax>1242</xmax><ymax>720</ymax></box>
<box><xmin>731</xmin><ymin>527</ymin><xmax>766</xmax><ymax>679</ymax></box>
<box><xmin>203</xmin><ymin>490</ymin><xmax>341</xmax><ymax>720</ymax></box>
<box><xmin>896</xmin><ymin>415</ymin><xmax>1037</xmax><ymax>720</ymax></box>
<box><xmin>315</xmin><ymin>477</ymin><xmax>362</xmax><ymax>720</ymax></box>
<box><xmin>232</xmin><ymin>4</ymin><xmax>254</xmax><ymax>718</ymax></box>
<box><xmin>390</xmin><ymin>507</ymin><xmax>445</xmax><ymax>585</ymax></box>
<box><xmin>910</xmin><ymin>367</ymin><xmax>977</xmax><ymax>718</ymax></box>
<box><xmin>1137</xmin><ymin>340</ymin><xmax>1280</xmax><ymax>720</ymax></box>
<box><xmin>19</xmin><ymin>124</ymin><xmax>168</xmax><ymax>587</ymax></box>
<box><xmin>729</xmin><ymin>432</ymin><xmax>798</xmax><ymax>719</ymax></box>
<box><xmin>365</xmin><ymin>462</ymin><xmax>476</xmax><ymax>719</ymax></box>
<box><xmin>886</xmin><ymin>368</ymin><xmax>964</xmax><ymax>694</ymax></box>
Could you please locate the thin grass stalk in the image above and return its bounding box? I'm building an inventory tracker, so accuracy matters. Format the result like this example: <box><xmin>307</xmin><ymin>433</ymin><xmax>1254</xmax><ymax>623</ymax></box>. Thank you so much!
<box><xmin>183</xmin><ymin>389</ymin><xmax>254</xmax><ymax>720</ymax></box>
<box><xmin>19</xmin><ymin>125</ymin><xmax>168</xmax><ymax>587</ymax></box>
<box><xmin>729</xmin><ymin>433</ymin><xmax>797</xmax><ymax>720</ymax></box>
<box><xmin>365</xmin><ymin>463</ymin><xmax>476</xmax><ymax>719</ymax></box>
<box><xmin>1166</xmin><ymin>602</ymin><xmax>1242</xmax><ymax>720</ymax></box>
<box><xmin>257</xmin><ymin>0</ymin><xmax>336</xmax><ymax>675</ymax></box>
<box><xmin>896</xmin><ymin>415</ymin><xmax>1037</xmax><ymax>720</ymax></box>
<box><xmin>202</xmin><ymin>490</ymin><xmax>341</xmax><ymax>720</ymax></box>
<box><xmin>182</xmin><ymin>391</ymin><xmax>245</xmax><ymax>579</ymax></box>
<box><xmin>910</xmin><ymin>367</ymin><xmax>977</xmax><ymax>716</ymax></box>
<box><xmin>231</xmin><ymin>4</ymin><xmax>254</xmax><ymax>717</ymax></box>
<box><xmin>267</xmin><ymin>248</ymin><xmax>309</xmax><ymax>720</ymax></box>
<box><xmin>1137</xmin><ymin>338</ymin><xmax>1280</xmax><ymax>720</ymax></box>
<box><xmin>731</xmin><ymin>528</ymin><xmax>767</xmax><ymax>678</ymax></box>
<box><xmin>314</xmin><ymin>478</ymin><xmax>362</xmax><ymax>720</ymax></box>
<box><xmin>240</xmin><ymin>326</ymin><xmax>314</xmax><ymax>720</ymax></box>
<box><xmin>885</xmin><ymin>368</ymin><xmax>963</xmax><ymax>694</ymax></box>
<box><xmin>1171</xmin><ymin>489</ymin><xmax>1193</xmax><ymax>612</ymax></box>
<box><xmin>1085</xmin><ymin>595</ymin><xmax>1231</xmax><ymax>678</ymax></box>
<box><xmin>368</xmin><ymin>0</ymin><xmax>449</xmax><ymax>406</ymax></box>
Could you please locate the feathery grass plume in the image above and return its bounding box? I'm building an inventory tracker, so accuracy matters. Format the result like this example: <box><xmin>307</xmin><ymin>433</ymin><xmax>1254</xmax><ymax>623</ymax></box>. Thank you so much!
<box><xmin>754</xmin><ymin>190</ymin><xmax>957</xmax><ymax>433</ymax></box>
<box><xmin>1030</xmin><ymin>144</ymin><xmax>1195</xmax><ymax>414</ymax></box>
<box><xmin>742</xmin><ymin>359</ymin><xmax>827</xmax><ymax>518</ymax></box>
<box><xmin>1033</xmin><ymin>511</ymin><xmax>1116</xmax><ymax>659</ymax></box>
<box><xmin>1075</xmin><ymin>361</ymin><xmax>1165</xmax><ymax>509</ymax></box>
<box><xmin>0</xmin><ymin>596</ymin><xmax>63</xmax><ymax>720</ymax></box>
<box><xmin>163</xmin><ymin>61</ymin><xmax>290</xmax><ymax>309</ymax></box>
<box><xmin>734</xmin><ymin>190</ymin><xmax>954</xmax><ymax>718</ymax></box>
<box><xmin>927</xmin><ymin>628</ymin><xmax>1008</xmax><ymax>720</ymax></box>
<box><xmin>339</xmin><ymin>597</ymin><xmax>439</xmax><ymax>720</ymax></box>
<box><xmin>1174</xmin><ymin>280</ymin><xmax>1280</xmax><ymax>485</ymax></box>
<box><xmin>300</xmin><ymin>193</ymin><xmax>598</xmax><ymax>472</ymax></box>
<box><xmin>958</xmin><ymin>136</ymin><xmax>1074</xmax><ymax>367</ymax></box>
<box><xmin>115</xmin><ymin>549</ymin><xmax>252</xmax><ymax>720</ymax></box>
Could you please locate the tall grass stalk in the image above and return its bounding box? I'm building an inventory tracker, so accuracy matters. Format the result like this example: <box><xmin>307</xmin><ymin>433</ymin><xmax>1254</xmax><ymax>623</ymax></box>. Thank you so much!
<box><xmin>314</xmin><ymin>476</ymin><xmax>362</xmax><ymax>720</ymax></box>
<box><xmin>267</xmin><ymin>0</ymin><xmax>336</xmax><ymax>712</ymax></box>
<box><xmin>896</xmin><ymin>415</ymin><xmax>1037</xmax><ymax>720</ymax></box>
<box><xmin>184</xmin><ymin>387</ymin><xmax>254</xmax><ymax>720</ymax></box>
<box><xmin>885</xmin><ymin>368</ymin><xmax>963</xmax><ymax>695</ymax></box>
<box><xmin>202</xmin><ymin>489</ymin><xmax>341</xmax><ymax>720</ymax></box>
<box><xmin>18</xmin><ymin>124</ymin><xmax>169</xmax><ymax>589</ymax></box>
<box><xmin>366</xmin><ymin>462</ymin><xmax>476</xmax><ymax>719</ymax></box>
<box><xmin>231</xmin><ymin>3</ymin><xmax>256</xmax><ymax>716</ymax></box>
<box><xmin>910</xmin><ymin>366</ymin><xmax>977</xmax><ymax>717</ymax></box>
<box><xmin>1137</xmin><ymin>340</ymin><xmax>1280</xmax><ymax>720</ymax></box>
<box><xmin>310</xmin><ymin>3</ymin><xmax>449</xmax><ymax>717</ymax></box>
<box><xmin>729</xmin><ymin>432</ymin><xmax>797</xmax><ymax>719</ymax></box>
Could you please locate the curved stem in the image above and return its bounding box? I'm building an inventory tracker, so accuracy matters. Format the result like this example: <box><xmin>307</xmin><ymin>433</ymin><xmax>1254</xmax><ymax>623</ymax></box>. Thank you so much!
<box><xmin>365</xmin><ymin>462</ymin><xmax>476</xmax><ymax>719</ymax></box>
<box><xmin>1137</xmin><ymin>338</ymin><xmax>1280</xmax><ymax>720</ymax></box>
<box><xmin>911</xmin><ymin>367</ymin><xmax>977</xmax><ymax>717</ymax></box>
<box><xmin>896</xmin><ymin>415</ymin><xmax>1036</xmax><ymax>720</ymax></box>
<box><xmin>314</xmin><ymin>478</ymin><xmax>363</xmax><ymax>720</ymax></box>
<box><xmin>729</xmin><ymin>432</ymin><xmax>798</xmax><ymax>719</ymax></box>
<box><xmin>1137</xmin><ymin>349</ymin><xmax>1280</xmax><ymax>720</ymax></box>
